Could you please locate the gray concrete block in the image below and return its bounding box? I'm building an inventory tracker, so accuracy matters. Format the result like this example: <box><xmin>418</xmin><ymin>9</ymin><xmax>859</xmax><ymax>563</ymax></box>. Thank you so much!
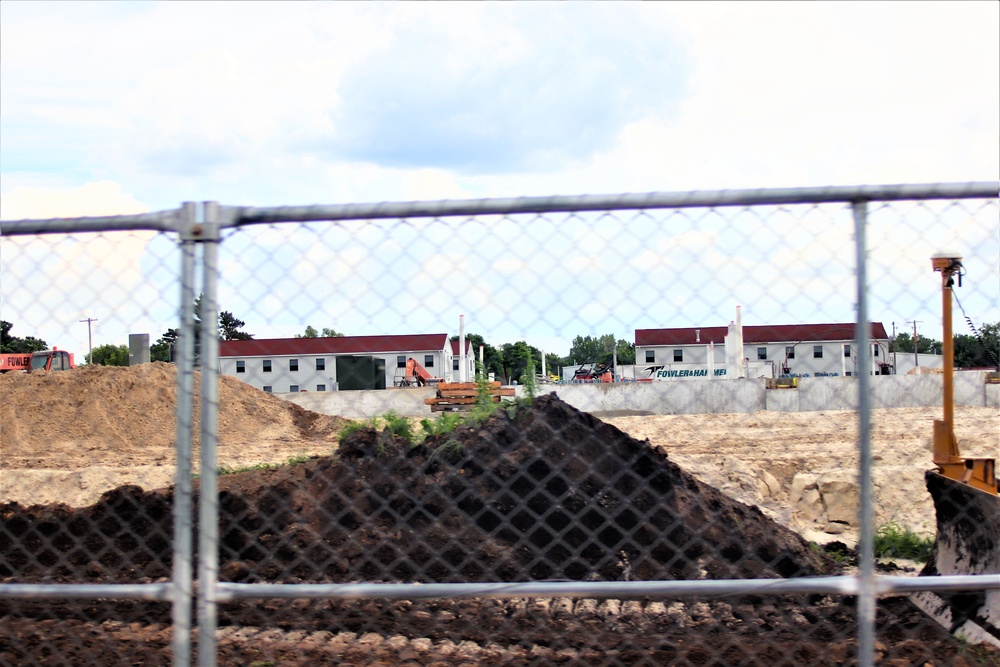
<box><xmin>799</xmin><ymin>377</ymin><xmax>859</xmax><ymax>412</ymax></box>
<box><xmin>766</xmin><ymin>388</ymin><xmax>800</xmax><ymax>412</ymax></box>
<box><xmin>986</xmin><ymin>383</ymin><xmax>1000</xmax><ymax>409</ymax></box>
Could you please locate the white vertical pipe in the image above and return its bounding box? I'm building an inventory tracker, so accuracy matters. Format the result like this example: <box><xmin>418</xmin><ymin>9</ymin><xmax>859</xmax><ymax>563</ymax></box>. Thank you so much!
<box><xmin>459</xmin><ymin>314</ymin><xmax>466</xmax><ymax>383</ymax></box>
<box><xmin>707</xmin><ymin>342</ymin><xmax>715</xmax><ymax>379</ymax></box>
<box><xmin>479</xmin><ymin>344</ymin><xmax>484</xmax><ymax>379</ymax></box>
<box><xmin>736</xmin><ymin>305</ymin><xmax>745</xmax><ymax>379</ymax></box>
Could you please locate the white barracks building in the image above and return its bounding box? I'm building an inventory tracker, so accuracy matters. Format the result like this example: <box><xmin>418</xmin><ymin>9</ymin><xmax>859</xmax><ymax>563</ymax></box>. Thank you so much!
<box><xmin>634</xmin><ymin>322</ymin><xmax>892</xmax><ymax>380</ymax></box>
<box><xmin>219</xmin><ymin>334</ymin><xmax>474</xmax><ymax>393</ymax></box>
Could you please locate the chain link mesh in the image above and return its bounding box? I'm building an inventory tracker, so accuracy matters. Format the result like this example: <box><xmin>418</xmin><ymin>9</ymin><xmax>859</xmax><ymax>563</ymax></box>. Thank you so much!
<box><xmin>1</xmin><ymin>185</ymin><xmax>998</xmax><ymax>666</ymax></box>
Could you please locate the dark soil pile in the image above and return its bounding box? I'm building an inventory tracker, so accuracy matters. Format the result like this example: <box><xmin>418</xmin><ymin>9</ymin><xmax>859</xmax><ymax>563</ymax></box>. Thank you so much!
<box><xmin>2</xmin><ymin>393</ymin><xmax>830</xmax><ymax>584</ymax></box>
<box><xmin>1</xmin><ymin>393</ymin><xmax>991</xmax><ymax>666</ymax></box>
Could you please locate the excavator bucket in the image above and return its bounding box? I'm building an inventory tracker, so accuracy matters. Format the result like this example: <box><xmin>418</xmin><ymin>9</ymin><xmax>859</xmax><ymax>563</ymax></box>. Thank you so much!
<box><xmin>916</xmin><ymin>472</ymin><xmax>1000</xmax><ymax>647</ymax></box>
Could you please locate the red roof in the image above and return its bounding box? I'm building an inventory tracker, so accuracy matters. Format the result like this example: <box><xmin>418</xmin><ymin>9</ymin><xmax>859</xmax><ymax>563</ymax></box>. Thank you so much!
<box><xmin>449</xmin><ymin>339</ymin><xmax>473</xmax><ymax>354</ymax></box>
<box><xmin>219</xmin><ymin>333</ymin><xmax>449</xmax><ymax>357</ymax></box>
<box><xmin>635</xmin><ymin>323</ymin><xmax>889</xmax><ymax>346</ymax></box>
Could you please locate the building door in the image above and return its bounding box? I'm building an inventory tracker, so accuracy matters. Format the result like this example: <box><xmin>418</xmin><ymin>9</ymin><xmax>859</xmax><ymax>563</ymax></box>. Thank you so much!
<box><xmin>335</xmin><ymin>356</ymin><xmax>386</xmax><ymax>390</ymax></box>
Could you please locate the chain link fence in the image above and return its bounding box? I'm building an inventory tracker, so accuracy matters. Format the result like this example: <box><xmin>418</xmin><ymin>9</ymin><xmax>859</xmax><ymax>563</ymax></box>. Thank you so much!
<box><xmin>2</xmin><ymin>183</ymin><xmax>998</xmax><ymax>666</ymax></box>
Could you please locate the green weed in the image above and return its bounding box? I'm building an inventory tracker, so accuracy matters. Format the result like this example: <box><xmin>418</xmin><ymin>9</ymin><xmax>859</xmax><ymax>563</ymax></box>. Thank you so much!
<box><xmin>873</xmin><ymin>521</ymin><xmax>935</xmax><ymax>563</ymax></box>
<box><xmin>337</xmin><ymin>420</ymin><xmax>367</xmax><ymax>443</ymax></box>
<box><xmin>379</xmin><ymin>410</ymin><xmax>417</xmax><ymax>444</ymax></box>
<box><xmin>420</xmin><ymin>411</ymin><xmax>464</xmax><ymax>438</ymax></box>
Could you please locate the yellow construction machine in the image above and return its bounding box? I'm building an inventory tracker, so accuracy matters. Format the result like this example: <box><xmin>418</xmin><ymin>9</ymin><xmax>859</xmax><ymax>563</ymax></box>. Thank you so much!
<box><xmin>917</xmin><ymin>252</ymin><xmax>1000</xmax><ymax>647</ymax></box>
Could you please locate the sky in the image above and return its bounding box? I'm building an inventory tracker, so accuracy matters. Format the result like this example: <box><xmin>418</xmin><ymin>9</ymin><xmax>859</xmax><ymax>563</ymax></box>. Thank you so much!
<box><xmin>1</xmin><ymin>2</ymin><xmax>998</xmax><ymax>361</ymax></box>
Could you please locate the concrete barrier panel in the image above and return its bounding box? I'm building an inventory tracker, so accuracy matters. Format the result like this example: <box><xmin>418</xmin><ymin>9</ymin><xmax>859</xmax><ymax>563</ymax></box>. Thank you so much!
<box><xmin>766</xmin><ymin>388</ymin><xmax>800</xmax><ymax>412</ymax></box>
<box><xmin>954</xmin><ymin>371</ymin><xmax>986</xmax><ymax>407</ymax></box>
<box><xmin>870</xmin><ymin>375</ymin><xmax>941</xmax><ymax>409</ymax></box>
<box><xmin>799</xmin><ymin>377</ymin><xmax>859</xmax><ymax>412</ymax></box>
<box><xmin>988</xmin><ymin>383</ymin><xmax>1000</xmax><ymax>409</ymax></box>
<box><xmin>277</xmin><ymin>373</ymin><xmax>993</xmax><ymax>419</ymax></box>
<box><xmin>284</xmin><ymin>387</ymin><xmax>437</xmax><ymax>418</ymax></box>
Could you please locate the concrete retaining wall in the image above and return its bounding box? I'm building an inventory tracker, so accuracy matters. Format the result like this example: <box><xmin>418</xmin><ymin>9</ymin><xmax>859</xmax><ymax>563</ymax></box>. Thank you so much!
<box><xmin>280</xmin><ymin>371</ymin><xmax>993</xmax><ymax>419</ymax></box>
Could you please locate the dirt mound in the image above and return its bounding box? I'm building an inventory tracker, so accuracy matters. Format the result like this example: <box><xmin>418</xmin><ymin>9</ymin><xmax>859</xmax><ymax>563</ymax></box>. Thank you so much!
<box><xmin>2</xmin><ymin>393</ymin><xmax>988</xmax><ymax>665</ymax></box>
<box><xmin>0</xmin><ymin>363</ymin><xmax>348</xmax><ymax>505</ymax></box>
<box><xmin>1</xmin><ymin>393</ymin><xmax>832</xmax><ymax>584</ymax></box>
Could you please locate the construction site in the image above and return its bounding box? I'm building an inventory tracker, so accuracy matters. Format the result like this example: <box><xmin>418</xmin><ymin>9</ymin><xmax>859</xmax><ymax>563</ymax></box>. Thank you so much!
<box><xmin>1</xmin><ymin>184</ymin><xmax>998</xmax><ymax>666</ymax></box>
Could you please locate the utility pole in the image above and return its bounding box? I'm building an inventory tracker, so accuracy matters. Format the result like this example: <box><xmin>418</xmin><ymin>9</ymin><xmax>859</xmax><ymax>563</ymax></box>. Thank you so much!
<box><xmin>80</xmin><ymin>317</ymin><xmax>97</xmax><ymax>362</ymax></box>
<box><xmin>891</xmin><ymin>322</ymin><xmax>897</xmax><ymax>374</ymax></box>
<box><xmin>908</xmin><ymin>320</ymin><xmax>922</xmax><ymax>370</ymax></box>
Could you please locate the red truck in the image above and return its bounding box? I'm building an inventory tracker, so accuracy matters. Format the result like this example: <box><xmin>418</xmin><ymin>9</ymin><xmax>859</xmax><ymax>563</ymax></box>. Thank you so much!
<box><xmin>0</xmin><ymin>348</ymin><xmax>76</xmax><ymax>373</ymax></box>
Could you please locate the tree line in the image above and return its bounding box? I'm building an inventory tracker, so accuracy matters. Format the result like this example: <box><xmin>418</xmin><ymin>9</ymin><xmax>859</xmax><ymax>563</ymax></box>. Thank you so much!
<box><xmin>6</xmin><ymin>315</ymin><xmax>997</xmax><ymax>373</ymax></box>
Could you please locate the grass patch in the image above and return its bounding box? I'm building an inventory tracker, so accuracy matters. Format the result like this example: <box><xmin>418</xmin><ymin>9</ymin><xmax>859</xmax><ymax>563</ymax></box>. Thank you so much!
<box><xmin>378</xmin><ymin>410</ymin><xmax>417</xmax><ymax>444</ymax></box>
<box><xmin>873</xmin><ymin>521</ymin><xmax>935</xmax><ymax>563</ymax></box>
<box><xmin>198</xmin><ymin>454</ymin><xmax>314</xmax><ymax>478</ymax></box>
<box><xmin>420</xmin><ymin>411</ymin><xmax>464</xmax><ymax>438</ymax></box>
<box><xmin>337</xmin><ymin>420</ymin><xmax>367</xmax><ymax>442</ymax></box>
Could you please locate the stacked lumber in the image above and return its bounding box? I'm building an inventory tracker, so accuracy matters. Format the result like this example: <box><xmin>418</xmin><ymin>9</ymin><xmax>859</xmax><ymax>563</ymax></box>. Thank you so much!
<box><xmin>424</xmin><ymin>381</ymin><xmax>515</xmax><ymax>412</ymax></box>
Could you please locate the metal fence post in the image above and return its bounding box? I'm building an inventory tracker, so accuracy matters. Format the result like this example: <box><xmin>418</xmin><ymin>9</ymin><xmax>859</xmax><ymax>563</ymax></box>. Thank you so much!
<box><xmin>196</xmin><ymin>202</ymin><xmax>222</xmax><ymax>667</ymax></box>
<box><xmin>852</xmin><ymin>200</ymin><xmax>876</xmax><ymax>667</ymax></box>
<box><xmin>171</xmin><ymin>202</ymin><xmax>199</xmax><ymax>667</ymax></box>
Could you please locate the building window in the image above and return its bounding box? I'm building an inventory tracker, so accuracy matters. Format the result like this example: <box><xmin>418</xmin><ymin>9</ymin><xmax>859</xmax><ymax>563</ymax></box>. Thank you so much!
<box><xmin>873</xmin><ymin>346</ymin><xmax>879</xmax><ymax>357</ymax></box>
<box><xmin>316</xmin><ymin>384</ymin><xmax>326</xmax><ymax>392</ymax></box>
<box><xmin>263</xmin><ymin>386</ymin><xmax>272</xmax><ymax>393</ymax></box>
<box><xmin>263</xmin><ymin>359</ymin><xmax>272</xmax><ymax>372</ymax></box>
<box><xmin>290</xmin><ymin>359</ymin><xmax>299</xmax><ymax>372</ymax></box>
<box><xmin>397</xmin><ymin>355</ymin><xmax>407</xmax><ymax>368</ymax></box>
<box><xmin>646</xmin><ymin>350</ymin><xmax>655</xmax><ymax>363</ymax></box>
<box><xmin>453</xmin><ymin>357</ymin><xmax>460</xmax><ymax>371</ymax></box>
<box><xmin>844</xmin><ymin>344</ymin><xmax>851</xmax><ymax>358</ymax></box>
<box><xmin>316</xmin><ymin>358</ymin><xmax>325</xmax><ymax>371</ymax></box>
<box><xmin>290</xmin><ymin>385</ymin><xmax>299</xmax><ymax>393</ymax></box>
<box><xmin>673</xmin><ymin>349</ymin><xmax>683</xmax><ymax>362</ymax></box>
<box><xmin>785</xmin><ymin>346</ymin><xmax>795</xmax><ymax>359</ymax></box>
<box><xmin>424</xmin><ymin>355</ymin><xmax>434</xmax><ymax>368</ymax></box>
<box><xmin>758</xmin><ymin>347</ymin><xmax>767</xmax><ymax>360</ymax></box>
<box><xmin>813</xmin><ymin>346</ymin><xmax>823</xmax><ymax>359</ymax></box>
<box><xmin>236</xmin><ymin>360</ymin><xmax>245</xmax><ymax>373</ymax></box>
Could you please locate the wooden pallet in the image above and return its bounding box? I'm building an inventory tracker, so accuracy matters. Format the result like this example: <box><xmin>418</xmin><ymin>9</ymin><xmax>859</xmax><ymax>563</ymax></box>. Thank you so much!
<box><xmin>424</xmin><ymin>381</ymin><xmax>515</xmax><ymax>412</ymax></box>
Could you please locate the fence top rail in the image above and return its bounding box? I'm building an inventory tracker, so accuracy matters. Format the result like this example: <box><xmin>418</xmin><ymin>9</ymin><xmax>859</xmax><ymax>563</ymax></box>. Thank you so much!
<box><xmin>225</xmin><ymin>181</ymin><xmax>999</xmax><ymax>226</ymax></box>
<box><xmin>0</xmin><ymin>208</ymin><xmax>185</xmax><ymax>236</ymax></box>
<box><xmin>1</xmin><ymin>182</ymin><xmax>996</xmax><ymax>234</ymax></box>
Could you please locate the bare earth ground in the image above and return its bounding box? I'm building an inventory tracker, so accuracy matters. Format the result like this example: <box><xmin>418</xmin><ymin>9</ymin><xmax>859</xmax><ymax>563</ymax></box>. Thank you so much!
<box><xmin>2</xmin><ymin>365</ymin><xmax>999</xmax><ymax>666</ymax></box>
<box><xmin>2</xmin><ymin>363</ymin><xmax>997</xmax><ymax>546</ymax></box>
<box><xmin>1</xmin><ymin>363</ymin><xmax>347</xmax><ymax>507</ymax></box>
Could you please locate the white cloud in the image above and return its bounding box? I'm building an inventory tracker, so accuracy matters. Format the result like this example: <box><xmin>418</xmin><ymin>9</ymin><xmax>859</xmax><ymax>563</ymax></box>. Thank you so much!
<box><xmin>2</xmin><ymin>2</ymin><xmax>997</xmax><ymax>356</ymax></box>
<box><xmin>0</xmin><ymin>181</ymin><xmax>148</xmax><ymax>219</ymax></box>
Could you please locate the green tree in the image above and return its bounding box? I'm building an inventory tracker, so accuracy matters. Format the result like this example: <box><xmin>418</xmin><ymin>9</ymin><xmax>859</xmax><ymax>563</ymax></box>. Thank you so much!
<box><xmin>499</xmin><ymin>341</ymin><xmax>541</xmax><ymax>385</ymax></box>
<box><xmin>296</xmin><ymin>325</ymin><xmax>320</xmax><ymax>338</ymax></box>
<box><xmin>0</xmin><ymin>321</ymin><xmax>48</xmax><ymax>353</ymax></box>
<box><xmin>544</xmin><ymin>352</ymin><xmax>566</xmax><ymax>379</ymax></box>
<box><xmin>296</xmin><ymin>326</ymin><xmax>345</xmax><ymax>338</ymax></box>
<box><xmin>451</xmin><ymin>333</ymin><xmax>503</xmax><ymax>379</ymax></box>
<box><xmin>86</xmin><ymin>343</ymin><xmax>129</xmax><ymax>366</ymax></box>
<box><xmin>615</xmin><ymin>339</ymin><xmax>636</xmax><ymax>365</ymax></box>
<box><xmin>954</xmin><ymin>321</ymin><xmax>999</xmax><ymax>369</ymax></box>
<box><xmin>219</xmin><ymin>311</ymin><xmax>253</xmax><ymax>341</ymax></box>
<box><xmin>153</xmin><ymin>295</ymin><xmax>253</xmax><ymax>363</ymax></box>
<box><xmin>892</xmin><ymin>331</ymin><xmax>942</xmax><ymax>355</ymax></box>
<box><xmin>151</xmin><ymin>329</ymin><xmax>179</xmax><ymax>362</ymax></box>
<box><xmin>568</xmin><ymin>334</ymin><xmax>616</xmax><ymax>365</ymax></box>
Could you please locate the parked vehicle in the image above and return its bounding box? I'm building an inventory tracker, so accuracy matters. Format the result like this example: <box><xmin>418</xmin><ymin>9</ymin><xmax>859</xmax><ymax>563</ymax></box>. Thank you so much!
<box><xmin>0</xmin><ymin>348</ymin><xmax>76</xmax><ymax>373</ymax></box>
